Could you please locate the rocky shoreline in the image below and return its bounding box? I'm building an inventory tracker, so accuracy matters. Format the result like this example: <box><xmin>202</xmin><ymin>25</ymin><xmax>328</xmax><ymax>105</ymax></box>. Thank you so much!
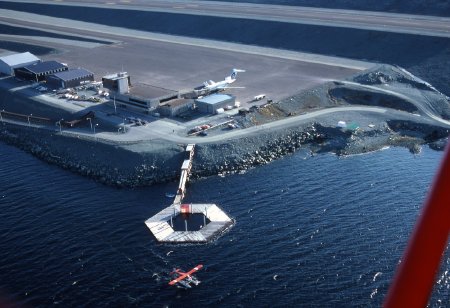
<box><xmin>0</xmin><ymin>122</ymin><xmax>182</xmax><ymax>187</ymax></box>
<box><xmin>193</xmin><ymin>121</ymin><xmax>448</xmax><ymax>177</ymax></box>
<box><xmin>0</xmin><ymin>116</ymin><xmax>448</xmax><ymax>188</ymax></box>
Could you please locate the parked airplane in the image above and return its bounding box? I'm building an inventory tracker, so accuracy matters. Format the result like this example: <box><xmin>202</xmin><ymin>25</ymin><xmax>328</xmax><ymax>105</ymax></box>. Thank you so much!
<box><xmin>168</xmin><ymin>264</ymin><xmax>203</xmax><ymax>289</ymax></box>
<box><xmin>199</xmin><ymin>69</ymin><xmax>245</xmax><ymax>92</ymax></box>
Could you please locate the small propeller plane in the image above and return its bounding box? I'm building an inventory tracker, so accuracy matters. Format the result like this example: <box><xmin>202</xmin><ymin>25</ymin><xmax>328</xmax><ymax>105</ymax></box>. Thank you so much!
<box><xmin>168</xmin><ymin>264</ymin><xmax>203</xmax><ymax>289</ymax></box>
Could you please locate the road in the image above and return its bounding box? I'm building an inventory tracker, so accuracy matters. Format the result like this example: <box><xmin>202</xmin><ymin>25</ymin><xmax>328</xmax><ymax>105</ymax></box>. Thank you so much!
<box><xmin>3</xmin><ymin>0</ymin><xmax>450</xmax><ymax>38</ymax></box>
<box><xmin>338</xmin><ymin>80</ymin><xmax>450</xmax><ymax>126</ymax></box>
<box><xmin>14</xmin><ymin>102</ymin><xmax>449</xmax><ymax>147</ymax></box>
<box><xmin>132</xmin><ymin>106</ymin><xmax>389</xmax><ymax>144</ymax></box>
<box><xmin>0</xmin><ymin>105</ymin><xmax>388</xmax><ymax>144</ymax></box>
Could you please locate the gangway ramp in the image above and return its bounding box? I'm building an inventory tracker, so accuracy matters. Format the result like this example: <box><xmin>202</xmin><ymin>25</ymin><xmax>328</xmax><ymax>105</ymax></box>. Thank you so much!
<box><xmin>173</xmin><ymin>144</ymin><xmax>195</xmax><ymax>204</ymax></box>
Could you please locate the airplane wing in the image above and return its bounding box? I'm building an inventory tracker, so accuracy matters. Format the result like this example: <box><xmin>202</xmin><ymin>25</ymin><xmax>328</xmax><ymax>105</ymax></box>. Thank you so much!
<box><xmin>216</xmin><ymin>85</ymin><xmax>245</xmax><ymax>90</ymax></box>
<box><xmin>168</xmin><ymin>276</ymin><xmax>185</xmax><ymax>285</ymax></box>
<box><xmin>168</xmin><ymin>264</ymin><xmax>203</xmax><ymax>285</ymax></box>
<box><xmin>185</xmin><ymin>264</ymin><xmax>203</xmax><ymax>276</ymax></box>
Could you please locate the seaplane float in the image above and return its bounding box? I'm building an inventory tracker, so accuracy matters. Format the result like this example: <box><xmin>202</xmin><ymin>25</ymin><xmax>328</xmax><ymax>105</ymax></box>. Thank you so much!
<box><xmin>168</xmin><ymin>264</ymin><xmax>203</xmax><ymax>289</ymax></box>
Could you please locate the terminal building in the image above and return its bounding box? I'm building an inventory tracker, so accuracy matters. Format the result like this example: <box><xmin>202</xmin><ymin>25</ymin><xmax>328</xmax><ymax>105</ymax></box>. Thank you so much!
<box><xmin>102</xmin><ymin>72</ymin><xmax>179</xmax><ymax>113</ymax></box>
<box><xmin>102</xmin><ymin>72</ymin><xmax>130</xmax><ymax>94</ymax></box>
<box><xmin>0</xmin><ymin>52</ymin><xmax>41</xmax><ymax>76</ymax></box>
<box><xmin>158</xmin><ymin>98</ymin><xmax>194</xmax><ymax>117</ymax></box>
<box><xmin>15</xmin><ymin>61</ymin><xmax>68</xmax><ymax>82</ymax></box>
<box><xmin>45</xmin><ymin>68</ymin><xmax>94</xmax><ymax>88</ymax></box>
<box><xmin>196</xmin><ymin>94</ymin><xmax>236</xmax><ymax>114</ymax></box>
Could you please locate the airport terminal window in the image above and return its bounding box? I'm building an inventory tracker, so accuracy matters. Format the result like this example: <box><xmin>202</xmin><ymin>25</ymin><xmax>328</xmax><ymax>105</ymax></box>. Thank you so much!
<box><xmin>129</xmin><ymin>98</ymin><xmax>148</xmax><ymax>106</ymax></box>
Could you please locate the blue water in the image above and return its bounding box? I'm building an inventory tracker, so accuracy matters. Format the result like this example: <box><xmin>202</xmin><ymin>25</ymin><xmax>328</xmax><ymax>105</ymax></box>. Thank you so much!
<box><xmin>0</xmin><ymin>141</ymin><xmax>448</xmax><ymax>307</ymax></box>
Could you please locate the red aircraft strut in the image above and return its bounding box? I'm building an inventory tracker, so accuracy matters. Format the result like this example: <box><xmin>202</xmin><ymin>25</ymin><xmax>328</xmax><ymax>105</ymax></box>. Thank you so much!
<box><xmin>384</xmin><ymin>144</ymin><xmax>450</xmax><ymax>307</ymax></box>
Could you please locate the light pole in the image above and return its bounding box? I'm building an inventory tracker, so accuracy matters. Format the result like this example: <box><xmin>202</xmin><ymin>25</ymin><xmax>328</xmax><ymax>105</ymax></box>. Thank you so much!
<box><xmin>57</xmin><ymin>118</ymin><xmax>63</xmax><ymax>133</ymax></box>
<box><xmin>122</xmin><ymin>118</ymin><xmax>127</xmax><ymax>133</ymax></box>
<box><xmin>93</xmin><ymin>123</ymin><xmax>99</xmax><ymax>140</ymax></box>
<box><xmin>87</xmin><ymin>117</ymin><xmax>93</xmax><ymax>131</ymax></box>
<box><xmin>113</xmin><ymin>96</ymin><xmax>117</xmax><ymax>114</ymax></box>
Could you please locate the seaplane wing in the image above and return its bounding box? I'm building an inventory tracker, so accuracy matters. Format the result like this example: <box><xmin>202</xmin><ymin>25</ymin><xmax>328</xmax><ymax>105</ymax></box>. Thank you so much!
<box><xmin>168</xmin><ymin>264</ymin><xmax>203</xmax><ymax>286</ymax></box>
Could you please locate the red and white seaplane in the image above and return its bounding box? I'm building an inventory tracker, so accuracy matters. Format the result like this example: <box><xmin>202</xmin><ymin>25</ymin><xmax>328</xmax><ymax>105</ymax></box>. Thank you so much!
<box><xmin>168</xmin><ymin>264</ymin><xmax>203</xmax><ymax>289</ymax></box>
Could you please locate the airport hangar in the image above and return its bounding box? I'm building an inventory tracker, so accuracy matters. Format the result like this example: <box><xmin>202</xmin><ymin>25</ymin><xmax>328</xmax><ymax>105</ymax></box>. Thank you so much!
<box><xmin>45</xmin><ymin>68</ymin><xmax>95</xmax><ymax>89</ymax></box>
<box><xmin>196</xmin><ymin>94</ymin><xmax>236</xmax><ymax>114</ymax></box>
<box><xmin>15</xmin><ymin>60</ymin><xmax>68</xmax><ymax>82</ymax></box>
<box><xmin>0</xmin><ymin>51</ymin><xmax>41</xmax><ymax>76</ymax></box>
<box><xmin>0</xmin><ymin>52</ymin><xmax>94</xmax><ymax>89</ymax></box>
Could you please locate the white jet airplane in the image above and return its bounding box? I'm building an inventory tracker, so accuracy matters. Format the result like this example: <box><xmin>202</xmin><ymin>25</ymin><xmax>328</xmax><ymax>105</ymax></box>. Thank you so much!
<box><xmin>200</xmin><ymin>68</ymin><xmax>245</xmax><ymax>92</ymax></box>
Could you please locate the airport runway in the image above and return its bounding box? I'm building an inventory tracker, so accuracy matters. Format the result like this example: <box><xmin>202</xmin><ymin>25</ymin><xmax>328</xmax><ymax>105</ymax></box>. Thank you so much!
<box><xmin>3</xmin><ymin>0</ymin><xmax>450</xmax><ymax>38</ymax></box>
<box><xmin>0</xmin><ymin>6</ymin><xmax>365</xmax><ymax>104</ymax></box>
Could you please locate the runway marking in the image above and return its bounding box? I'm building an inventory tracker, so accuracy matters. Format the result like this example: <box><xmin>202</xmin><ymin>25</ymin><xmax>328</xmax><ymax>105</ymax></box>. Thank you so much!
<box><xmin>11</xmin><ymin>0</ymin><xmax>450</xmax><ymax>38</ymax></box>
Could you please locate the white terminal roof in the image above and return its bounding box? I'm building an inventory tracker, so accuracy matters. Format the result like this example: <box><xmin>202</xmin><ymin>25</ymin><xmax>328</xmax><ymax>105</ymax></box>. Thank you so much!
<box><xmin>103</xmin><ymin>72</ymin><xmax>129</xmax><ymax>80</ymax></box>
<box><xmin>196</xmin><ymin>94</ymin><xmax>234</xmax><ymax>105</ymax></box>
<box><xmin>0</xmin><ymin>52</ymin><xmax>40</xmax><ymax>67</ymax></box>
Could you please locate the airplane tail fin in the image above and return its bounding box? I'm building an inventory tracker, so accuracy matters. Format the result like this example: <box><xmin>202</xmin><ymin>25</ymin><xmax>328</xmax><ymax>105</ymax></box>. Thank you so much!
<box><xmin>230</xmin><ymin>68</ymin><xmax>246</xmax><ymax>80</ymax></box>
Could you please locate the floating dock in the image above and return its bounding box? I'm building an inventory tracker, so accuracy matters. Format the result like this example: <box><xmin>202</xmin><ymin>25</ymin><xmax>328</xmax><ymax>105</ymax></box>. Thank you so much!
<box><xmin>145</xmin><ymin>144</ymin><xmax>233</xmax><ymax>243</ymax></box>
<box><xmin>145</xmin><ymin>203</ymin><xmax>233</xmax><ymax>243</ymax></box>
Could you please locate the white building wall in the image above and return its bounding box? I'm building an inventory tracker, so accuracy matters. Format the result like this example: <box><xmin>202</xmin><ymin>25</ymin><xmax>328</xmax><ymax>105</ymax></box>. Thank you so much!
<box><xmin>0</xmin><ymin>55</ymin><xmax>41</xmax><ymax>76</ymax></box>
<box><xmin>0</xmin><ymin>60</ymin><xmax>13</xmax><ymax>75</ymax></box>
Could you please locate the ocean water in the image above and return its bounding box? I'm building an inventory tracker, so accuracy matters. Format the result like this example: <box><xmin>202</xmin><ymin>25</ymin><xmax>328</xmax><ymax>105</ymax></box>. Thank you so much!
<box><xmin>0</xmin><ymin>142</ymin><xmax>448</xmax><ymax>307</ymax></box>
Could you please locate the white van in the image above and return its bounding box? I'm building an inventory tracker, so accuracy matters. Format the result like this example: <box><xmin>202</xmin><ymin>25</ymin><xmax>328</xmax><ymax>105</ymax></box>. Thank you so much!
<box><xmin>254</xmin><ymin>94</ymin><xmax>266</xmax><ymax>101</ymax></box>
